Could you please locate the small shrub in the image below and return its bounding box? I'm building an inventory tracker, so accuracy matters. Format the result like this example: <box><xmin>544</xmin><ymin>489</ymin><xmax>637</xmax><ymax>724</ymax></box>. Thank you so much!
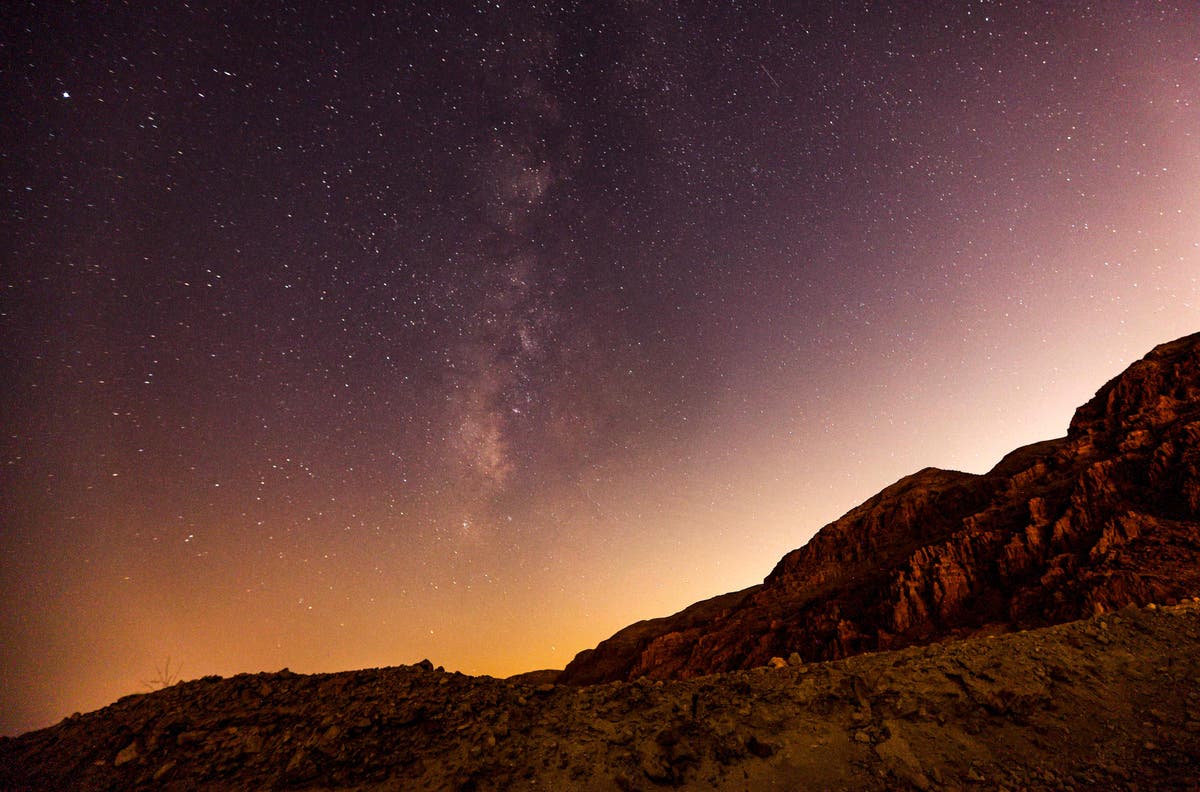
<box><xmin>142</xmin><ymin>656</ymin><xmax>183</xmax><ymax>690</ymax></box>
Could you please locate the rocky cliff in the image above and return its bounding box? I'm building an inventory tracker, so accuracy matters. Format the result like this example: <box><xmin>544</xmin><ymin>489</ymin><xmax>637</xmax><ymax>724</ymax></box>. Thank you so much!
<box><xmin>560</xmin><ymin>331</ymin><xmax>1200</xmax><ymax>684</ymax></box>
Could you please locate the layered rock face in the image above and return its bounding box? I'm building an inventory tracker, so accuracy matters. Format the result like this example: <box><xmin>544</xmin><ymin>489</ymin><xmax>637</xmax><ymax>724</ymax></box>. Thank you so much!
<box><xmin>560</xmin><ymin>332</ymin><xmax>1200</xmax><ymax>685</ymax></box>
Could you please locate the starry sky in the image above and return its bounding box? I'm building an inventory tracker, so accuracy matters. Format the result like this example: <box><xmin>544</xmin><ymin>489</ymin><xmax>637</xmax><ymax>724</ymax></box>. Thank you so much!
<box><xmin>2</xmin><ymin>0</ymin><xmax>1198</xmax><ymax>735</ymax></box>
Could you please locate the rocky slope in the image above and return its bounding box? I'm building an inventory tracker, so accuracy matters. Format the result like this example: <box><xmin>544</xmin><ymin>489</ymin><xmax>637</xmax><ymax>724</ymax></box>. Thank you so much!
<box><xmin>560</xmin><ymin>332</ymin><xmax>1200</xmax><ymax>684</ymax></box>
<box><xmin>2</xmin><ymin>601</ymin><xmax>1199</xmax><ymax>790</ymax></box>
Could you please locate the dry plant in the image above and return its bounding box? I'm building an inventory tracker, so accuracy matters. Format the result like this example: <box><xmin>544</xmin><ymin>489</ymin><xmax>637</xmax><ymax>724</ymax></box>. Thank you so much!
<box><xmin>142</xmin><ymin>656</ymin><xmax>183</xmax><ymax>691</ymax></box>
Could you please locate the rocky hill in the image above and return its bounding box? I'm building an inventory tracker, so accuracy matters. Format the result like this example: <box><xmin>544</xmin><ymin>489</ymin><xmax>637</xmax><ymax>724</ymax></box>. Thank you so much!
<box><xmin>560</xmin><ymin>331</ymin><xmax>1200</xmax><ymax>685</ymax></box>
<box><xmin>2</xmin><ymin>601</ymin><xmax>1199</xmax><ymax>790</ymax></box>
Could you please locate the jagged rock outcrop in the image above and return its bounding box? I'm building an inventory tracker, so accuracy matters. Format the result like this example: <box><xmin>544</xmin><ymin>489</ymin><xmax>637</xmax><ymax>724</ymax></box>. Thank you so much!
<box><xmin>560</xmin><ymin>332</ymin><xmax>1200</xmax><ymax>685</ymax></box>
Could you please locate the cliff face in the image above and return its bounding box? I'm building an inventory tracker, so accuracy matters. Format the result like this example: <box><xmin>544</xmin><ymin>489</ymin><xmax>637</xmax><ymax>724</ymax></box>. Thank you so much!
<box><xmin>560</xmin><ymin>332</ymin><xmax>1200</xmax><ymax>685</ymax></box>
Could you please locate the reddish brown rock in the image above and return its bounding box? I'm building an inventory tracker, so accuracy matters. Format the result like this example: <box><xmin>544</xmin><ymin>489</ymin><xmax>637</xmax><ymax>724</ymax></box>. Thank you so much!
<box><xmin>560</xmin><ymin>331</ymin><xmax>1200</xmax><ymax>685</ymax></box>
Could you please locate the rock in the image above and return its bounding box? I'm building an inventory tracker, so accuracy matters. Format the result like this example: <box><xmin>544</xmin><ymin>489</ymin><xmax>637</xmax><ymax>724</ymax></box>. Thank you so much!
<box><xmin>874</xmin><ymin>721</ymin><xmax>930</xmax><ymax>790</ymax></box>
<box><xmin>745</xmin><ymin>735</ymin><xmax>774</xmax><ymax>758</ymax></box>
<box><xmin>176</xmin><ymin>730</ymin><xmax>205</xmax><ymax>747</ymax></box>
<box><xmin>767</xmin><ymin>657</ymin><xmax>787</xmax><ymax>669</ymax></box>
<box><xmin>113</xmin><ymin>741</ymin><xmax>139</xmax><ymax>767</ymax></box>
<box><xmin>153</xmin><ymin>760</ymin><xmax>176</xmax><ymax>781</ymax></box>
<box><xmin>638</xmin><ymin>750</ymin><xmax>673</xmax><ymax>783</ymax></box>
<box><xmin>285</xmin><ymin>748</ymin><xmax>317</xmax><ymax>781</ymax></box>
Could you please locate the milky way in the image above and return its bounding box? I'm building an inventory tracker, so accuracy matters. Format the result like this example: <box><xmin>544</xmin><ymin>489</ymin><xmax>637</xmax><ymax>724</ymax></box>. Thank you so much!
<box><xmin>2</xmin><ymin>1</ymin><xmax>1198</xmax><ymax>734</ymax></box>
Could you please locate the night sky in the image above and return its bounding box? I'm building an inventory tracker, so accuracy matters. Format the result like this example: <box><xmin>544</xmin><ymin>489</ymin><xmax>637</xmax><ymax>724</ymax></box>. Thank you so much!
<box><xmin>3</xmin><ymin>1</ymin><xmax>1198</xmax><ymax>735</ymax></box>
